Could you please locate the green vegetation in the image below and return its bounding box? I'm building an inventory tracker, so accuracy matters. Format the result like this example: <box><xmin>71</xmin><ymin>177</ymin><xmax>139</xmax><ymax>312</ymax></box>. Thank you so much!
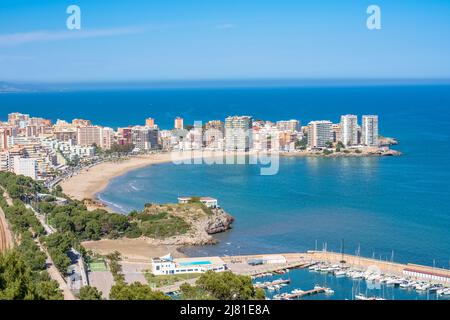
<box><xmin>180</xmin><ymin>271</ymin><xmax>265</xmax><ymax>300</ymax></box>
<box><xmin>146</xmin><ymin>272</ymin><xmax>201</xmax><ymax>288</ymax></box>
<box><xmin>325</xmin><ymin>141</ymin><xmax>333</xmax><ymax>149</ymax></box>
<box><xmin>109</xmin><ymin>282</ymin><xmax>170</xmax><ymax>300</ymax></box>
<box><xmin>39</xmin><ymin>201</ymin><xmax>135</xmax><ymax>241</ymax></box>
<box><xmin>295</xmin><ymin>136</ymin><xmax>308</xmax><ymax>150</ymax></box>
<box><xmin>129</xmin><ymin>211</ymin><xmax>190</xmax><ymax>238</ymax></box>
<box><xmin>323</xmin><ymin>149</ymin><xmax>334</xmax><ymax>156</ymax></box>
<box><xmin>78</xmin><ymin>285</ymin><xmax>103</xmax><ymax>300</ymax></box>
<box><xmin>336</xmin><ymin>141</ymin><xmax>345</xmax><ymax>152</ymax></box>
<box><xmin>0</xmin><ymin>250</ymin><xmax>63</xmax><ymax>300</ymax></box>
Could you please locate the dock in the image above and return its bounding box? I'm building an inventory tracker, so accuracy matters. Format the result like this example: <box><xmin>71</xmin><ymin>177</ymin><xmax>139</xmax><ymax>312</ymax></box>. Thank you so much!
<box><xmin>254</xmin><ymin>278</ymin><xmax>290</xmax><ymax>289</ymax></box>
<box><xmin>274</xmin><ymin>286</ymin><xmax>326</xmax><ymax>300</ymax></box>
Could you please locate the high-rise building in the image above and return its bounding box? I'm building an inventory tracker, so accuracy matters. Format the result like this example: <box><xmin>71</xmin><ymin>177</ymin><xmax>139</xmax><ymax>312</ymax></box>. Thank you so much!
<box><xmin>331</xmin><ymin>124</ymin><xmax>341</xmax><ymax>143</ymax></box>
<box><xmin>76</xmin><ymin>126</ymin><xmax>103</xmax><ymax>147</ymax></box>
<box><xmin>204</xmin><ymin>120</ymin><xmax>224</xmax><ymax>148</ymax></box>
<box><xmin>0</xmin><ymin>128</ymin><xmax>12</xmax><ymax>150</ymax></box>
<box><xmin>101</xmin><ymin>127</ymin><xmax>115</xmax><ymax>150</ymax></box>
<box><xmin>340</xmin><ymin>114</ymin><xmax>358</xmax><ymax>146</ymax></box>
<box><xmin>117</xmin><ymin>128</ymin><xmax>132</xmax><ymax>145</ymax></box>
<box><xmin>225</xmin><ymin>116</ymin><xmax>253</xmax><ymax>151</ymax></box>
<box><xmin>13</xmin><ymin>156</ymin><xmax>37</xmax><ymax>180</ymax></box>
<box><xmin>132</xmin><ymin>127</ymin><xmax>159</xmax><ymax>151</ymax></box>
<box><xmin>307</xmin><ymin>120</ymin><xmax>333</xmax><ymax>148</ymax></box>
<box><xmin>276</xmin><ymin>120</ymin><xmax>300</xmax><ymax>132</ymax></box>
<box><xmin>174</xmin><ymin>117</ymin><xmax>184</xmax><ymax>130</ymax></box>
<box><xmin>361</xmin><ymin>115</ymin><xmax>379</xmax><ymax>146</ymax></box>
<box><xmin>146</xmin><ymin>118</ymin><xmax>155</xmax><ymax>128</ymax></box>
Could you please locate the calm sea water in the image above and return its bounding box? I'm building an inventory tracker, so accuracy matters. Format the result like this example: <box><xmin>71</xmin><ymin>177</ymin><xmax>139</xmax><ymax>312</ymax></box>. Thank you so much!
<box><xmin>1</xmin><ymin>85</ymin><xmax>450</xmax><ymax>269</ymax></box>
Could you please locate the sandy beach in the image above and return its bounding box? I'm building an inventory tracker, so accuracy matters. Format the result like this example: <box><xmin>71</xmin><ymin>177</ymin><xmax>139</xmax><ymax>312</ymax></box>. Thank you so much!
<box><xmin>60</xmin><ymin>150</ymin><xmax>253</xmax><ymax>209</ymax></box>
<box><xmin>60</xmin><ymin>153</ymin><xmax>176</xmax><ymax>205</ymax></box>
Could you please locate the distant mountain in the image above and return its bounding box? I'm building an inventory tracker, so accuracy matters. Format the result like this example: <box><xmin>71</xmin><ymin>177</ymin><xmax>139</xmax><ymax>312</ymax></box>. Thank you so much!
<box><xmin>0</xmin><ymin>81</ymin><xmax>32</xmax><ymax>93</ymax></box>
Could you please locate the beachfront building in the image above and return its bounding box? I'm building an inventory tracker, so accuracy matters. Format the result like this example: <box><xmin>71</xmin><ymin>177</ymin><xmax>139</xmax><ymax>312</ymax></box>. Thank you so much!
<box><xmin>276</xmin><ymin>120</ymin><xmax>300</xmax><ymax>133</ymax></box>
<box><xmin>340</xmin><ymin>114</ymin><xmax>358</xmax><ymax>146</ymax></box>
<box><xmin>76</xmin><ymin>125</ymin><xmax>103</xmax><ymax>147</ymax></box>
<box><xmin>151</xmin><ymin>254</ymin><xmax>226</xmax><ymax>275</ymax></box>
<box><xmin>174</xmin><ymin>117</ymin><xmax>184</xmax><ymax>129</ymax></box>
<box><xmin>178</xmin><ymin>196</ymin><xmax>219</xmax><ymax>208</ymax></box>
<box><xmin>13</xmin><ymin>156</ymin><xmax>38</xmax><ymax>180</ymax></box>
<box><xmin>131</xmin><ymin>126</ymin><xmax>159</xmax><ymax>151</ymax></box>
<box><xmin>307</xmin><ymin>120</ymin><xmax>333</xmax><ymax>149</ymax></box>
<box><xmin>361</xmin><ymin>115</ymin><xmax>379</xmax><ymax>147</ymax></box>
<box><xmin>225</xmin><ymin>116</ymin><xmax>253</xmax><ymax>151</ymax></box>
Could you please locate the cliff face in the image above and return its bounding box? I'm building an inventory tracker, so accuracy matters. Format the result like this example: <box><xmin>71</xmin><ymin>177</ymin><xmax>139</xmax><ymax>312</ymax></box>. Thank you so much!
<box><xmin>136</xmin><ymin>203</ymin><xmax>234</xmax><ymax>246</ymax></box>
<box><xmin>205</xmin><ymin>208</ymin><xmax>234</xmax><ymax>234</ymax></box>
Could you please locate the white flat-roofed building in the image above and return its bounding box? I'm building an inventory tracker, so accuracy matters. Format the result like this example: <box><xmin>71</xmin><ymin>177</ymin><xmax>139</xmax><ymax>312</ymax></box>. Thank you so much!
<box><xmin>178</xmin><ymin>196</ymin><xmax>218</xmax><ymax>208</ymax></box>
<box><xmin>225</xmin><ymin>116</ymin><xmax>253</xmax><ymax>151</ymax></box>
<box><xmin>340</xmin><ymin>114</ymin><xmax>358</xmax><ymax>146</ymax></box>
<box><xmin>151</xmin><ymin>254</ymin><xmax>226</xmax><ymax>275</ymax></box>
<box><xmin>362</xmin><ymin>115</ymin><xmax>379</xmax><ymax>147</ymax></box>
<box><xmin>403</xmin><ymin>266</ymin><xmax>450</xmax><ymax>284</ymax></box>
<box><xmin>307</xmin><ymin>120</ymin><xmax>333</xmax><ymax>149</ymax></box>
<box><xmin>13</xmin><ymin>156</ymin><xmax>37</xmax><ymax>180</ymax></box>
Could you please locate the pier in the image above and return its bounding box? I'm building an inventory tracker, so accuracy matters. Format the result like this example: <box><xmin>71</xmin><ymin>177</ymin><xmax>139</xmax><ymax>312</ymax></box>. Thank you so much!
<box><xmin>254</xmin><ymin>278</ymin><xmax>290</xmax><ymax>289</ymax></box>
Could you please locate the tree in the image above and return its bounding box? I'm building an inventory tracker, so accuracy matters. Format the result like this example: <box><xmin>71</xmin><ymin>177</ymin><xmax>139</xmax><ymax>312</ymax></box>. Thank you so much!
<box><xmin>180</xmin><ymin>271</ymin><xmax>265</xmax><ymax>300</ymax></box>
<box><xmin>0</xmin><ymin>250</ymin><xmax>63</xmax><ymax>300</ymax></box>
<box><xmin>109</xmin><ymin>282</ymin><xmax>169</xmax><ymax>300</ymax></box>
<box><xmin>78</xmin><ymin>285</ymin><xmax>103</xmax><ymax>300</ymax></box>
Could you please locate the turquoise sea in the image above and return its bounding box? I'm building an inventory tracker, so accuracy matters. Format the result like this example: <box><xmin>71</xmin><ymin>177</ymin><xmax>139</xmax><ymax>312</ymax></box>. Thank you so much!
<box><xmin>1</xmin><ymin>84</ymin><xmax>450</xmax><ymax>269</ymax></box>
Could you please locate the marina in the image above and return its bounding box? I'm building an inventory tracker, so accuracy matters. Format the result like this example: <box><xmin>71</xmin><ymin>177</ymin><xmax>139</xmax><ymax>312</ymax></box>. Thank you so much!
<box><xmin>222</xmin><ymin>252</ymin><xmax>450</xmax><ymax>300</ymax></box>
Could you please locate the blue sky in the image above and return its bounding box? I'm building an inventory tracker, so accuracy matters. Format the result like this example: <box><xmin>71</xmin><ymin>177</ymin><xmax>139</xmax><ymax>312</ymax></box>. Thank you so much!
<box><xmin>0</xmin><ymin>0</ymin><xmax>449</xmax><ymax>82</ymax></box>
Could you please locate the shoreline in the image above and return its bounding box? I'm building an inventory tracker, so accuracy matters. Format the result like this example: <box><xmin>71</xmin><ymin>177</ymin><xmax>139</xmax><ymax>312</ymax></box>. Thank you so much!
<box><xmin>60</xmin><ymin>149</ymin><xmax>401</xmax><ymax>211</ymax></box>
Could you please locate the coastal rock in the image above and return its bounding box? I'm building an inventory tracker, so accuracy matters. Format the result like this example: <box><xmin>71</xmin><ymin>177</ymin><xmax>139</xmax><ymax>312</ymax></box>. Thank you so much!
<box><xmin>133</xmin><ymin>203</ymin><xmax>234</xmax><ymax>246</ymax></box>
<box><xmin>205</xmin><ymin>209</ymin><xmax>234</xmax><ymax>234</ymax></box>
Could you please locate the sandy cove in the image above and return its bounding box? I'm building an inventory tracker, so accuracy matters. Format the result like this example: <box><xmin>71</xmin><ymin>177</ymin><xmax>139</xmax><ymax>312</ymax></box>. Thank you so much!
<box><xmin>60</xmin><ymin>150</ymin><xmax>254</xmax><ymax>209</ymax></box>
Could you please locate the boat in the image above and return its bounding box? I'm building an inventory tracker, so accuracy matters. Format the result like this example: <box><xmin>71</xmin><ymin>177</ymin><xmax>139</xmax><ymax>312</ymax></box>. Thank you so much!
<box><xmin>291</xmin><ymin>288</ymin><xmax>304</xmax><ymax>294</ymax></box>
<box><xmin>351</xmin><ymin>272</ymin><xmax>365</xmax><ymax>279</ymax></box>
<box><xmin>324</xmin><ymin>288</ymin><xmax>335</xmax><ymax>295</ymax></box>
<box><xmin>415</xmin><ymin>283</ymin><xmax>431</xmax><ymax>292</ymax></box>
<box><xmin>267</xmin><ymin>286</ymin><xmax>275</xmax><ymax>291</ymax></box>
<box><xmin>437</xmin><ymin>288</ymin><xmax>450</xmax><ymax>296</ymax></box>
<box><xmin>385</xmin><ymin>278</ymin><xmax>402</xmax><ymax>286</ymax></box>
<box><xmin>355</xmin><ymin>294</ymin><xmax>369</xmax><ymax>300</ymax></box>
<box><xmin>334</xmin><ymin>270</ymin><xmax>347</xmax><ymax>277</ymax></box>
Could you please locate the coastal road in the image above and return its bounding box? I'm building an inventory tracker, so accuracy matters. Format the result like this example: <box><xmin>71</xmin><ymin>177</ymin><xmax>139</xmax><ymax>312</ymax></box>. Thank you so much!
<box><xmin>0</xmin><ymin>207</ymin><xmax>13</xmax><ymax>252</ymax></box>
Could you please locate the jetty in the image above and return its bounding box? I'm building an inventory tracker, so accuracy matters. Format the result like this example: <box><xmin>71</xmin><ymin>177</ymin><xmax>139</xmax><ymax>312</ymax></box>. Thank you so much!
<box><xmin>254</xmin><ymin>278</ymin><xmax>290</xmax><ymax>289</ymax></box>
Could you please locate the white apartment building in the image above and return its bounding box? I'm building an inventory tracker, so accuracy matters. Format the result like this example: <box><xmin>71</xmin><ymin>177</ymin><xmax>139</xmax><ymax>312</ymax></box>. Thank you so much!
<box><xmin>340</xmin><ymin>114</ymin><xmax>358</xmax><ymax>146</ymax></box>
<box><xmin>13</xmin><ymin>156</ymin><xmax>38</xmax><ymax>180</ymax></box>
<box><xmin>131</xmin><ymin>127</ymin><xmax>159</xmax><ymax>151</ymax></box>
<box><xmin>361</xmin><ymin>115</ymin><xmax>379</xmax><ymax>146</ymax></box>
<box><xmin>276</xmin><ymin>120</ymin><xmax>300</xmax><ymax>132</ymax></box>
<box><xmin>307</xmin><ymin>120</ymin><xmax>333</xmax><ymax>148</ymax></box>
<box><xmin>225</xmin><ymin>116</ymin><xmax>253</xmax><ymax>151</ymax></box>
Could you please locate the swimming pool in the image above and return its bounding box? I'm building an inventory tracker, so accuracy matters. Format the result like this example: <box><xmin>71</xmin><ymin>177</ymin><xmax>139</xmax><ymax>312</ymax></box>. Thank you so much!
<box><xmin>179</xmin><ymin>260</ymin><xmax>212</xmax><ymax>266</ymax></box>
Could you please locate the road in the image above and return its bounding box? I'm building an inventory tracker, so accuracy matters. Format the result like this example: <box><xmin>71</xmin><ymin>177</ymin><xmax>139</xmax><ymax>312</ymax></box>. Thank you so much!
<box><xmin>0</xmin><ymin>189</ymin><xmax>14</xmax><ymax>252</ymax></box>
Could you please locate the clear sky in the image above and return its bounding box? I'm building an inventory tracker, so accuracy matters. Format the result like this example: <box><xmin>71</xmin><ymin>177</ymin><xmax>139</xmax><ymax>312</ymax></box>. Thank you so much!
<box><xmin>0</xmin><ymin>0</ymin><xmax>449</xmax><ymax>82</ymax></box>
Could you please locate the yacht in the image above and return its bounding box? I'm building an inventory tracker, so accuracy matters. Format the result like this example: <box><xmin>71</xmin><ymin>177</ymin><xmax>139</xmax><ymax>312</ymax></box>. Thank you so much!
<box><xmin>324</xmin><ymin>288</ymin><xmax>335</xmax><ymax>295</ymax></box>
<box><xmin>334</xmin><ymin>270</ymin><xmax>347</xmax><ymax>277</ymax></box>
